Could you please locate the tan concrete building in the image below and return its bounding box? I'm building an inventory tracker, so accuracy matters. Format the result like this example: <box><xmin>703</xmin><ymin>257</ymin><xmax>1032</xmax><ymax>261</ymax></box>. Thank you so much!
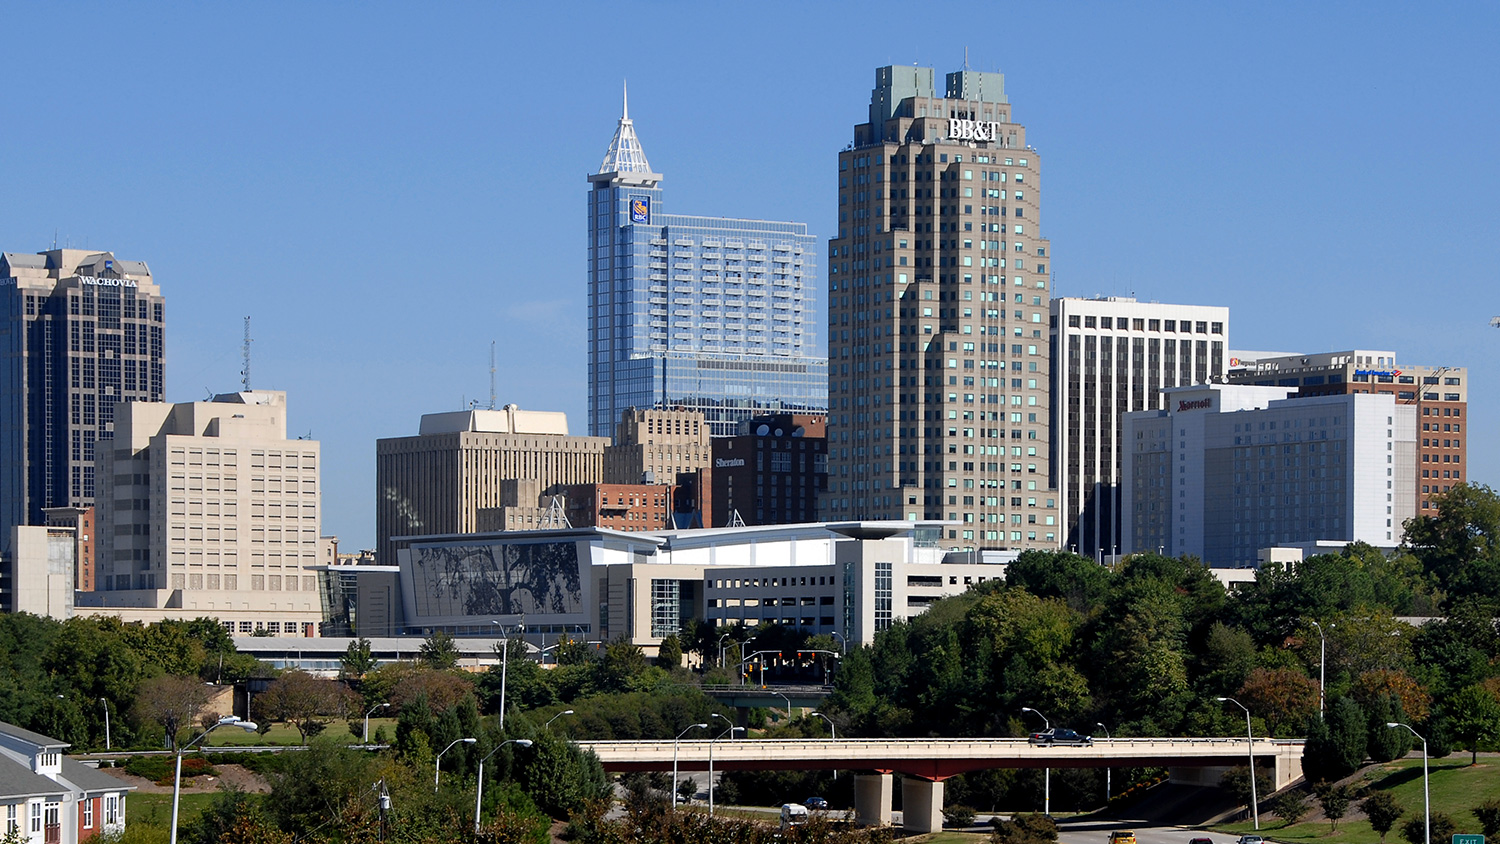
<box><xmin>1</xmin><ymin>524</ymin><xmax>75</xmax><ymax>618</ymax></box>
<box><xmin>1226</xmin><ymin>350</ymin><xmax>1469</xmax><ymax>513</ymax></box>
<box><xmin>78</xmin><ymin>390</ymin><xmax>323</xmax><ymax>635</ymax></box>
<box><xmin>375</xmin><ymin>405</ymin><xmax>607</xmax><ymax>564</ymax></box>
<box><xmin>825</xmin><ymin>66</ymin><xmax>1058</xmax><ymax>551</ymax></box>
<box><xmin>43</xmin><ymin>506</ymin><xmax>95</xmax><ymax>591</ymax></box>
<box><xmin>602</xmin><ymin>408</ymin><xmax>710</xmax><ymax>484</ymax></box>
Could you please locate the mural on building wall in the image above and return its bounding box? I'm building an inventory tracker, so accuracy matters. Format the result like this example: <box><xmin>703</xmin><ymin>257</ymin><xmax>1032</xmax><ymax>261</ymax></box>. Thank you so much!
<box><xmin>409</xmin><ymin>540</ymin><xmax>583</xmax><ymax>618</ymax></box>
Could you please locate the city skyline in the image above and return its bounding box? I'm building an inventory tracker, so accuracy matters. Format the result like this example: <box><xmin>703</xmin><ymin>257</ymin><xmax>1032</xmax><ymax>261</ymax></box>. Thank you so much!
<box><xmin>2</xmin><ymin>3</ymin><xmax>1496</xmax><ymax>549</ymax></box>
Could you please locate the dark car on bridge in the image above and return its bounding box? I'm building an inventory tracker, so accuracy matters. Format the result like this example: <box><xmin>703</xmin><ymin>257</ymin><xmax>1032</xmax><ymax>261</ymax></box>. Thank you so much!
<box><xmin>1027</xmin><ymin>728</ymin><xmax>1093</xmax><ymax>746</ymax></box>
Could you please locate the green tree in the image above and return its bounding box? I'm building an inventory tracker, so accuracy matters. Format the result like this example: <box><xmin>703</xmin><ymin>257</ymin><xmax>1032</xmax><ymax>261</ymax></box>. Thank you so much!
<box><xmin>1473</xmin><ymin>797</ymin><xmax>1500</xmax><ymax>837</ymax></box>
<box><xmin>1367</xmin><ymin>694</ymin><xmax>1414</xmax><ymax>763</ymax></box>
<box><xmin>1238</xmin><ymin>667</ymin><xmax>1319</xmax><ymax>735</ymax></box>
<box><xmin>1362</xmin><ymin>790</ymin><xmax>1404</xmax><ymax>843</ymax></box>
<box><xmin>1004</xmin><ymin>550</ymin><xmax>1113</xmax><ymax>614</ymax></box>
<box><xmin>255</xmin><ymin>670</ymin><xmax>354</xmax><ymax>744</ymax></box>
<box><xmin>1404</xmin><ymin>483</ymin><xmax>1500</xmax><ymax>596</ymax></box>
<box><xmin>1402</xmin><ymin>812</ymin><xmax>1456</xmax><ymax>844</ymax></box>
<box><xmin>1327</xmin><ymin>696</ymin><xmax>1369</xmax><ymax>777</ymax></box>
<box><xmin>1271</xmin><ymin>789</ymin><xmax>1310</xmax><ymax>826</ymax></box>
<box><xmin>263</xmin><ymin>737</ymin><xmax>377</xmax><ymax>833</ymax></box>
<box><xmin>420</xmin><ymin>631</ymin><xmax>461</xmax><ymax>669</ymax></box>
<box><xmin>340</xmin><ymin>637</ymin><xmax>377</xmax><ymax>678</ymax></box>
<box><xmin>516</xmin><ymin>730</ymin><xmax>611</xmax><ymax>818</ymax></box>
<box><xmin>991</xmin><ymin>812</ymin><xmax>1058</xmax><ymax>844</ymax></box>
<box><xmin>1447</xmin><ymin>683</ymin><xmax>1500</xmax><ymax>764</ymax></box>
<box><xmin>1315</xmin><ymin>782</ymin><xmax>1354</xmax><ymax>832</ymax></box>
<box><xmin>655</xmin><ymin>635</ymin><xmax>683</xmax><ymax>670</ymax></box>
<box><xmin>132</xmin><ymin>673</ymin><xmax>214</xmax><ymax>749</ymax></box>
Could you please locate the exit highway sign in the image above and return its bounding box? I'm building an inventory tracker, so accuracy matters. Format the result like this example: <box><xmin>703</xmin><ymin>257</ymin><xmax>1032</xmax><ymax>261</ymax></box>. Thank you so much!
<box><xmin>1453</xmin><ymin>835</ymin><xmax>1485</xmax><ymax>844</ymax></box>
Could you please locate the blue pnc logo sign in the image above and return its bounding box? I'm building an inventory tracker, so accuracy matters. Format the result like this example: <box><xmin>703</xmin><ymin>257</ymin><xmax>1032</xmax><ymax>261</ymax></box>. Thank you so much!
<box><xmin>629</xmin><ymin>196</ymin><xmax>651</xmax><ymax>224</ymax></box>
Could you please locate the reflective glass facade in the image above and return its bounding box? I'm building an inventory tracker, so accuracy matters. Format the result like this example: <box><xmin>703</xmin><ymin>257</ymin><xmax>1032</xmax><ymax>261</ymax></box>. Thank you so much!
<box><xmin>588</xmin><ymin>111</ymin><xmax>826</xmax><ymax>438</ymax></box>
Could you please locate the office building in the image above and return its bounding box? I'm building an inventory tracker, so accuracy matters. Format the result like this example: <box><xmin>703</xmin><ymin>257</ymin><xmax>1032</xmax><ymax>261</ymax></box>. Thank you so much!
<box><xmin>710</xmin><ymin>412</ymin><xmax>827</xmax><ymax>526</ymax></box>
<box><xmin>1121</xmin><ymin>384</ymin><xmax>1416</xmax><ymax>567</ymax></box>
<box><xmin>587</xmin><ymin>91</ymin><xmax>825</xmax><ymax>438</ymax></box>
<box><xmin>1226</xmin><ymin>350</ymin><xmax>1468</xmax><ymax>513</ymax></box>
<box><xmin>1050</xmin><ymin>297</ymin><xmax>1228</xmax><ymax>556</ymax></box>
<box><xmin>375</xmin><ymin>406</ymin><xmax>607</xmax><ymax>565</ymax></box>
<box><xmin>602</xmin><ymin>408</ymin><xmax>710</xmax><ymax>484</ymax></box>
<box><xmin>0</xmin><ymin>720</ymin><xmax>133</xmax><ymax>844</ymax></box>
<box><xmin>79</xmin><ymin>391</ymin><xmax>323</xmax><ymax>635</ymax></box>
<box><xmin>824</xmin><ymin>65</ymin><xmax>1057</xmax><ymax>551</ymax></box>
<box><xmin>42</xmin><ymin>507</ymin><xmax>94</xmax><ymax>591</ymax></box>
<box><xmin>0</xmin><ymin>250</ymin><xmax>165</xmax><ymax>548</ymax></box>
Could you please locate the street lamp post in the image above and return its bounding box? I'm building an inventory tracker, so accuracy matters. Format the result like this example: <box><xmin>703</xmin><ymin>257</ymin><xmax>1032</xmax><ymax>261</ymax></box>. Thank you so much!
<box><xmin>738</xmin><ymin>638</ymin><xmax>756</xmax><ymax>684</ymax></box>
<box><xmin>775</xmin><ymin>692</ymin><xmax>794</xmax><ymax>721</ymax></box>
<box><xmin>170</xmin><ymin>717</ymin><xmax>259</xmax><ymax>844</ymax></box>
<box><xmin>708</xmin><ymin>713</ymin><xmax>742</xmax><ymax>816</ymax></box>
<box><xmin>1388</xmin><ymin>723</ymin><xmax>1428</xmax><ymax>844</ymax></box>
<box><xmin>1307</xmin><ymin>619</ymin><xmax>1327</xmax><ymax>718</ymax></box>
<box><xmin>99</xmin><ymin>699</ymin><xmax>110</xmax><ymax>751</ymax></box>
<box><xmin>473</xmin><ymin>739</ymin><xmax>532</xmax><ymax>831</ymax></box>
<box><xmin>491</xmin><ymin>619</ymin><xmax>524</xmax><ymax>731</ymax></box>
<box><xmin>434</xmin><ymin>737</ymin><xmax>478</xmax><ymax>791</ymax></box>
<box><xmin>545</xmin><ymin>710</ymin><xmax>575</xmax><ymax>731</ymax></box>
<box><xmin>1096</xmin><ymin>722</ymin><xmax>1111</xmax><ymax>802</ymax></box>
<box><xmin>1021</xmin><ymin>707</ymin><xmax>1051</xmax><ymax>816</ymax></box>
<box><xmin>364</xmin><ymin>702</ymin><xmax>391</xmax><ymax>744</ymax></box>
<box><xmin>1217</xmin><ymin>697</ymin><xmax>1259</xmax><ymax>830</ymax></box>
<box><xmin>717</xmin><ymin>633</ymin><xmax>731</xmax><ymax>668</ymax></box>
<box><xmin>830</xmin><ymin>631</ymin><xmax>847</xmax><ymax>656</ymax></box>
<box><xmin>672</xmin><ymin>723</ymin><xmax>708</xmax><ymax>809</ymax></box>
<box><xmin>810</xmin><ymin>710</ymin><xmax>837</xmax><ymax>781</ymax></box>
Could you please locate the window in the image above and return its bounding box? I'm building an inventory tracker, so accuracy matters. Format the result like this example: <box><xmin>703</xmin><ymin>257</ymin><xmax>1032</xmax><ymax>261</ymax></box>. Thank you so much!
<box><xmin>82</xmin><ymin>799</ymin><xmax>93</xmax><ymax>829</ymax></box>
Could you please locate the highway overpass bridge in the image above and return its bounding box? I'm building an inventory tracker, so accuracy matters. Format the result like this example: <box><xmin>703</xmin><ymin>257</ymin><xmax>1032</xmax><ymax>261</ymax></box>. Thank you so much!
<box><xmin>698</xmin><ymin>684</ymin><xmax>831</xmax><ymax>710</ymax></box>
<box><xmin>578</xmin><ymin>736</ymin><xmax>1305</xmax><ymax>834</ymax></box>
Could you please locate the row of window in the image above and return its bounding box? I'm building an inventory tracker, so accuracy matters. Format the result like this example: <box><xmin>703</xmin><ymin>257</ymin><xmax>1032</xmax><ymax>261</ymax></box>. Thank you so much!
<box><xmin>1067</xmin><ymin>314</ymin><xmax>1223</xmax><ymax>334</ymax></box>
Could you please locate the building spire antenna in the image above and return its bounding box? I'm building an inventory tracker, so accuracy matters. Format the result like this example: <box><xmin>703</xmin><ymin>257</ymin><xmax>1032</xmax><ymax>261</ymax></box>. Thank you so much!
<box><xmin>622</xmin><ymin>79</ymin><xmax>629</xmax><ymax>120</ymax></box>
<box><xmin>488</xmin><ymin>341</ymin><xmax>497</xmax><ymax>410</ymax></box>
<box><xmin>240</xmin><ymin>316</ymin><xmax>252</xmax><ymax>391</ymax></box>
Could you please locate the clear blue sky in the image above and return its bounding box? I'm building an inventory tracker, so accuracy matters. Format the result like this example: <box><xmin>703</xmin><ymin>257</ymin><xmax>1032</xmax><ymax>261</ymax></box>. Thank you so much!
<box><xmin>4</xmin><ymin>2</ymin><xmax>1497</xmax><ymax>550</ymax></box>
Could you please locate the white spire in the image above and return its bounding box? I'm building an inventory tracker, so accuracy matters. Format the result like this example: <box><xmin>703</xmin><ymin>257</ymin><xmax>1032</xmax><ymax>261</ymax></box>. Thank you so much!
<box><xmin>599</xmin><ymin>80</ymin><xmax>654</xmax><ymax>175</ymax></box>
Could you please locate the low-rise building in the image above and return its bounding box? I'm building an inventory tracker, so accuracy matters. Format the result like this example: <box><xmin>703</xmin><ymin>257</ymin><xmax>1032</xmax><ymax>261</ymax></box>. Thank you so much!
<box><xmin>0</xmin><ymin>720</ymin><xmax>133</xmax><ymax>844</ymax></box>
<box><xmin>0</xmin><ymin>525</ymin><xmax>75</xmax><ymax>619</ymax></box>
<box><xmin>387</xmin><ymin>521</ymin><xmax>1016</xmax><ymax>650</ymax></box>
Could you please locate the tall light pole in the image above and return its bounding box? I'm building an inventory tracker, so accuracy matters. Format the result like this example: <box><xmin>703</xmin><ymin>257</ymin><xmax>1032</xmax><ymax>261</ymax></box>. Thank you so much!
<box><xmin>99</xmin><ymin>699</ymin><xmax>110</xmax><ymax>751</ymax></box>
<box><xmin>473</xmin><ymin>739</ymin><xmax>532</xmax><ymax>831</ymax></box>
<box><xmin>1217</xmin><ymin>696</ymin><xmax>1258</xmax><ymax>830</ymax></box>
<box><xmin>775</xmin><ymin>692</ymin><xmax>794</xmax><ymax>721</ymax></box>
<box><xmin>1306</xmin><ymin>619</ymin><xmax>1326</xmax><ymax>718</ymax></box>
<box><xmin>810</xmin><ymin>710</ymin><xmax>837</xmax><ymax>781</ymax></box>
<box><xmin>1096</xmin><ymin>722</ymin><xmax>1110</xmax><ymax>803</ymax></box>
<box><xmin>1388</xmin><ymin>723</ymin><xmax>1428</xmax><ymax>844</ymax></box>
<box><xmin>717</xmin><ymin>633</ymin><xmax>731</xmax><ymax>668</ymax></box>
<box><xmin>830</xmin><ymin>631</ymin><xmax>847</xmax><ymax>656</ymax></box>
<box><xmin>492</xmin><ymin>619</ymin><xmax>524</xmax><ymax>731</ymax></box>
<box><xmin>1021</xmin><ymin>707</ymin><xmax>1051</xmax><ymax>816</ymax></box>
<box><xmin>545</xmin><ymin>710</ymin><xmax>575</xmax><ymax>731</ymax></box>
<box><xmin>435</xmin><ymin>737</ymin><xmax>477</xmax><ymax>791</ymax></box>
<box><xmin>708</xmin><ymin>713</ymin><xmax>742</xmax><ymax>816</ymax></box>
<box><xmin>364</xmin><ymin>702</ymin><xmax>390</xmax><ymax>744</ymax></box>
<box><xmin>738</xmin><ymin>638</ymin><xmax>756</xmax><ymax>684</ymax></box>
<box><xmin>672</xmin><ymin>723</ymin><xmax>708</xmax><ymax>809</ymax></box>
<box><xmin>171</xmin><ymin>717</ymin><xmax>258</xmax><ymax>844</ymax></box>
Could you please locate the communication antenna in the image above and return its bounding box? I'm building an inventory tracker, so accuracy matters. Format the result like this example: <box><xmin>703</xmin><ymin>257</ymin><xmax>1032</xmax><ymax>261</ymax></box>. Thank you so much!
<box><xmin>489</xmin><ymin>341</ymin><xmax>497</xmax><ymax>410</ymax></box>
<box><xmin>728</xmin><ymin>509</ymin><xmax>747</xmax><ymax>528</ymax></box>
<box><xmin>538</xmin><ymin>496</ymin><xmax>572</xmax><ymax>530</ymax></box>
<box><xmin>240</xmin><ymin>317</ymin><xmax>252</xmax><ymax>391</ymax></box>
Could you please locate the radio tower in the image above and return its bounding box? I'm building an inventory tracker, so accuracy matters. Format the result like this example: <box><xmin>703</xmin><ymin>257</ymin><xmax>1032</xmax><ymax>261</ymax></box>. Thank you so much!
<box><xmin>489</xmin><ymin>341</ymin><xmax>497</xmax><ymax>410</ymax></box>
<box><xmin>240</xmin><ymin>317</ymin><xmax>252</xmax><ymax>391</ymax></box>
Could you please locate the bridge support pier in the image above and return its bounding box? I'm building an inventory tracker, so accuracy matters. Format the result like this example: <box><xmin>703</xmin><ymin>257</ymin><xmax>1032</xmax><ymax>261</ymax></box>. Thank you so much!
<box><xmin>1273</xmin><ymin>748</ymin><xmax>1303</xmax><ymax>790</ymax></box>
<box><xmin>853</xmin><ymin>774</ymin><xmax>892</xmax><ymax>827</ymax></box>
<box><xmin>900</xmin><ymin>777</ymin><xmax>944</xmax><ymax>835</ymax></box>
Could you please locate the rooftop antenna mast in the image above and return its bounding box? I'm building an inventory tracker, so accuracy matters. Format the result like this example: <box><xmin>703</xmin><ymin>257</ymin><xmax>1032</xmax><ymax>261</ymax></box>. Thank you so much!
<box><xmin>489</xmin><ymin>341</ymin><xmax>497</xmax><ymax>410</ymax></box>
<box><xmin>240</xmin><ymin>317</ymin><xmax>252</xmax><ymax>391</ymax></box>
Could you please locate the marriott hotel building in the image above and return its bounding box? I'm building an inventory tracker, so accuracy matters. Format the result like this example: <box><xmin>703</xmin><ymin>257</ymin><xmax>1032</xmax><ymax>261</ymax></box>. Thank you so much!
<box><xmin>823</xmin><ymin>65</ymin><xmax>1058</xmax><ymax>552</ymax></box>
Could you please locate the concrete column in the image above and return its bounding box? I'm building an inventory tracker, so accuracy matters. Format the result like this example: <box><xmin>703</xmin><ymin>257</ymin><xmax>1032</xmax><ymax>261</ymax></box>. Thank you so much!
<box><xmin>853</xmin><ymin>773</ymin><xmax>892</xmax><ymax>827</ymax></box>
<box><xmin>901</xmin><ymin>777</ymin><xmax>944</xmax><ymax>835</ymax></box>
<box><xmin>1273</xmin><ymin>748</ymin><xmax>1304</xmax><ymax>790</ymax></box>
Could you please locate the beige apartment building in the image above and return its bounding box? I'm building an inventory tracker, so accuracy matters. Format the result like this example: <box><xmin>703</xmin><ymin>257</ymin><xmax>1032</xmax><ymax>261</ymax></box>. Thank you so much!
<box><xmin>602</xmin><ymin>408</ymin><xmax>710</xmax><ymax>484</ymax></box>
<box><xmin>78</xmin><ymin>390</ymin><xmax>322</xmax><ymax>635</ymax></box>
<box><xmin>375</xmin><ymin>405</ymin><xmax>607</xmax><ymax>563</ymax></box>
<box><xmin>824</xmin><ymin>65</ymin><xmax>1058</xmax><ymax>551</ymax></box>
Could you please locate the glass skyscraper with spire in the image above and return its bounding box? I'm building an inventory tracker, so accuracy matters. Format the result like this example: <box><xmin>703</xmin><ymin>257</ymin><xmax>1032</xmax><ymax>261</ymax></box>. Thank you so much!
<box><xmin>587</xmin><ymin>91</ymin><xmax>825</xmax><ymax>438</ymax></box>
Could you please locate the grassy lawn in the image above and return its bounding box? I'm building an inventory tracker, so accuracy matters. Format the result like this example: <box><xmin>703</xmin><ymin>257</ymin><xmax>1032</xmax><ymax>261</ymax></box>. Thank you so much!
<box><xmin>201</xmin><ymin>717</ymin><xmax>396</xmax><ymax>746</ymax></box>
<box><xmin>1214</xmin><ymin>757</ymin><xmax>1498</xmax><ymax>841</ymax></box>
<box><xmin>127</xmin><ymin>792</ymin><xmax>223</xmax><ymax>828</ymax></box>
<box><xmin>901</xmin><ymin>834</ymin><xmax>989</xmax><ymax>843</ymax></box>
